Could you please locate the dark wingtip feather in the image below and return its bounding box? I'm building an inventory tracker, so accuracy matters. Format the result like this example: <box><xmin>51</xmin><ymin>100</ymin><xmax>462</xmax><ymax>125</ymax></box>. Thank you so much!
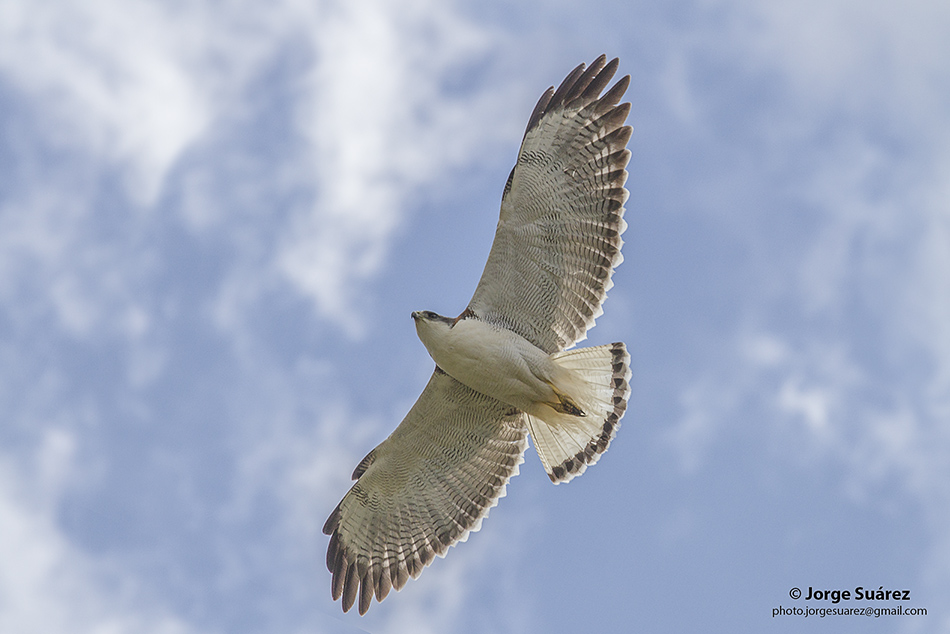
<box><xmin>524</xmin><ymin>87</ymin><xmax>554</xmax><ymax>137</ymax></box>
<box><xmin>603</xmin><ymin>123</ymin><xmax>633</xmax><ymax>149</ymax></box>
<box><xmin>331</xmin><ymin>553</ymin><xmax>346</xmax><ymax>601</ymax></box>
<box><xmin>595</xmin><ymin>74</ymin><xmax>630</xmax><ymax>113</ymax></box>
<box><xmin>323</xmin><ymin>505</ymin><xmax>340</xmax><ymax>535</ymax></box>
<box><xmin>342</xmin><ymin>563</ymin><xmax>359</xmax><ymax>612</ymax></box>
<box><xmin>375</xmin><ymin>566</ymin><xmax>393</xmax><ymax>602</ymax></box>
<box><xmin>358</xmin><ymin>575</ymin><xmax>374</xmax><ymax>615</ymax></box>
<box><xmin>569</xmin><ymin>55</ymin><xmax>609</xmax><ymax>104</ymax></box>
<box><xmin>326</xmin><ymin>531</ymin><xmax>340</xmax><ymax>571</ymax></box>
<box><xmin>393</xmin><ymin>564</ymin><xmax>410</xmax><ymax>591</ymax></box>
<box><xmin>578</xmin><ymin>56</ymin><xmax>618</xmax><ymax>103</ymax></box>
<box><xmin>546</xmin><ymin>61</ymin><xmax>587</xmax><ymax>114</ymax></box>
<box><xmin>524</xmin><ymin>56</ymin><xmax>629</xmax><ymax>138</ymax></box>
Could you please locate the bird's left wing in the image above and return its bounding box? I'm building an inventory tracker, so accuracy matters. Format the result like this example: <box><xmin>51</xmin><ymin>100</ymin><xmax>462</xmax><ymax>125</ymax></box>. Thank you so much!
<box><xmin>323</xmin><ymin>369</ymin><xmax>528</xmax><ymax>615</ymax></box>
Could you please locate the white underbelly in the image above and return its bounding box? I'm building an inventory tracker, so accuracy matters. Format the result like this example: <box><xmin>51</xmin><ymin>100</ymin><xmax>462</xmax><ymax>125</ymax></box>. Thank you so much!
<box><xmin>422</xmin><ymin>319</ymin><xmax>556</xmax><ymax>411</ymax></box>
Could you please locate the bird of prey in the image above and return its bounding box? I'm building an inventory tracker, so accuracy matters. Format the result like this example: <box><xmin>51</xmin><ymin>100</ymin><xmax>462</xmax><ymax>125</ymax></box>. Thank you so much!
<box><xmin>324</xmin><ymin>55</ymin><xmax>633</xmax><ymax>615</ymax></box>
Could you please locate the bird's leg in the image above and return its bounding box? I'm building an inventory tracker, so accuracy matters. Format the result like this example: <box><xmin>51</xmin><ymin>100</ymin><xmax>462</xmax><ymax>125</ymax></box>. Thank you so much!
<box><xmin>546</xmin><ymin>384</ymin><xmax>586</xmax><ymax>417</ymax></box>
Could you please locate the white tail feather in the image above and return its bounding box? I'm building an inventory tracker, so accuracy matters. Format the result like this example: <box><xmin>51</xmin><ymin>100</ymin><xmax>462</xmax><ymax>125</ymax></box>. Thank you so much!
<box><xmin>525</xmin><ymin>342</ymin><xmax>631</xmax><ymax>483</ymax></box>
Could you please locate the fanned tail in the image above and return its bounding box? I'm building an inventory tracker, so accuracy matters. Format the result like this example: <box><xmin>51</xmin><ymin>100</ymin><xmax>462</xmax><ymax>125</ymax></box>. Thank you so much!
<box><xmin>525</xmin><ymin>342</ymin><xmax>631</xmax><ymax>483</ymax></box>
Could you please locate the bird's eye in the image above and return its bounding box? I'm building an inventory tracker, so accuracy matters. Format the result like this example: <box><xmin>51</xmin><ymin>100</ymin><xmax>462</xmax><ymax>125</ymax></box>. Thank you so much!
<box><xmin>424</xmin><ymin>311</ymin><xmax>437</xmax><ymax>319</ymax></box>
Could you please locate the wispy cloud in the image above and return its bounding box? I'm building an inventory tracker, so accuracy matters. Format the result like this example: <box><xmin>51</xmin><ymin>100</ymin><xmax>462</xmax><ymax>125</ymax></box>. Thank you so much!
<box><xmin>5</xmin><ymin>0</ymin><xmax>947</xmax><ymax>631</ymax></box>
<box><xmin>2</xmin><ymin>0</ymin><xmax>511</xmax><ymax>332</ymax></box>
<box><xmin>0</xmin><ymin>0</ymin><xmax>214</xmax><ymax>204</ymax></box>
<box><xmin>662</xmin><ymin>0</ymin><xmax>950</xmax><ymax>471</ymax></box>
<box><xmin>1</xmin><ymin>1</ymin><xmax>524</xmax><ymax>631</ymax></box>
<box><xmin>0</xmin><ymin>429</ymin><xmax>203</xmax><ymax>634</ymax></box>
<box><xmin>659</xmin><ymin>0</ymin><xmax>950</xmax><ymax>615</ymax></box>
<box><xmin>277</xmin><ymin>0</ymin><xmax>508</xmax><ymax>330</ymax></box>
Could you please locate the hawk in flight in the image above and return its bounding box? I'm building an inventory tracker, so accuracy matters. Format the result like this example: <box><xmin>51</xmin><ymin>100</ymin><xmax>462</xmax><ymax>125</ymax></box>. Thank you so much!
<box><xmin>324</xmin><ymin>55</ymin><xmax>633</xmax><ymax>615</ymax></box>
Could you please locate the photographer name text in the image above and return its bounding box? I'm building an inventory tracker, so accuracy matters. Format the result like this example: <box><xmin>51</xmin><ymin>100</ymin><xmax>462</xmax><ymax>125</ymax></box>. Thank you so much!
<box><xmin>795</xmin><ymin>586</ymin><xmax>911</xmax><ymax>603</ymax></box>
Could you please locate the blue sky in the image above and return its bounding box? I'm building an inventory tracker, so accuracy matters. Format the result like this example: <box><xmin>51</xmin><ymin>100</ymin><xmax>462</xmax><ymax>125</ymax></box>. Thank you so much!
<box><xmin>1</xmin><ymin>1</ymin><xmax>948</xmax><ymax>633</ymax></box>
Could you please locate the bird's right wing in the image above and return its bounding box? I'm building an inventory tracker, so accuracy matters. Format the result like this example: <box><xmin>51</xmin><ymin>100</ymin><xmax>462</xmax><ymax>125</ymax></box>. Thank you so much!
<box><xmin>323</xmin><ymin>369</ymin><xmax>528</xmax><ymax>615</ymax></box>
<box><xmin>466</xmin><ymin>55</ymin><xmax>632</xmax><ymax>353</ymax></box>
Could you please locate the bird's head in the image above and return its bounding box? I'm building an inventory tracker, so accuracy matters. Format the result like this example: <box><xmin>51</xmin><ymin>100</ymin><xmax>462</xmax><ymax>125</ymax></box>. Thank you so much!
<box><xmin>411</xmin><ymin>310</ymin><xmax>453</xmax><ymax>345</ymax></box>
<box><xmin>411</xmin><ymin>310</ymin><xmax>452</xmax><ymax>326</ymax></box>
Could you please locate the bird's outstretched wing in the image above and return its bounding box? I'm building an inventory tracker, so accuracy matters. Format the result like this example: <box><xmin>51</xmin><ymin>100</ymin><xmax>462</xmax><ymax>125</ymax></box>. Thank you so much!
<box><xmin>467</xmin><ymin>55</ymin><xmax>632</xmax><ymax>353</ymax></box>
<box><xmin>323</xmin><ymin>370</ymin><xmax>528</xmax><ymax>615</ymax></box>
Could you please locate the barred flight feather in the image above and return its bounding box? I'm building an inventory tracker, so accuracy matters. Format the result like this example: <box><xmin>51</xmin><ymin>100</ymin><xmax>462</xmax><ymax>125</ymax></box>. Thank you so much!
<box><xmin>468</xmin><ymin>54</ymin><xmax>632</xmax><ymax>353</ymax></box>
<box><xmin>323</xmin><ymin>371</ymin><xmax>528</xmax><ymax>614</ymax></box>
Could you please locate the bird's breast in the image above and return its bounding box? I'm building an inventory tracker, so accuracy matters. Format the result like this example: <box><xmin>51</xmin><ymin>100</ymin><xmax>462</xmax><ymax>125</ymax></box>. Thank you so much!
<box><xmin>418</xmin><ymin>318</ymin><xmax>555</xmax><ymax>411</ymax></box>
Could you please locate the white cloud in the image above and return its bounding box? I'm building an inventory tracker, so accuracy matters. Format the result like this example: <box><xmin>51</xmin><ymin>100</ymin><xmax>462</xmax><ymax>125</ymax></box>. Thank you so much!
<box><xmin>666</xmin><ymin>377</ymin><xmax>738</xmax><ymax>475</ymax></box>
<box><xmin>2</xmin><ymin>0</ymin><xmax>520</xmax><ymax>333</ymax></box>
<box><xmin>0</xmin><ymin>190</ymin><xmax>153</xmax><ymax>339</ymax></box>
<box><xmin>8</xmin><ymin>0</ymin><xmax>946</xmax><ymax>631</ymax></box>
<box><xmin>1</xmin><ymin>0</ymin><xmax>530</xmax><ymax>626</ymax></box>
<box><xmin>777</xmin><ymin>378</ymin><xmax>831</xmax><ymax>435</ymax></box>
<box><xmin>662</xmin><ymin>0</ymin><xmax>950</xmax><ymax>466</ymax></box>
<box><xmin>0</xmin><ymin>1</ymin><xmax>521</xmax><ymax>630</ymax></box>
<box><xmin>721</xmin><ymin>0</ymin><xmax>950</xmax><ymax>121</ymax></box>
<box><xmin>656</xmin><ymin>3</ymin><xmax>950</xmax><ymax>614</ymax></box>
<box><xmin>749</xmin><ymin>0</ymin><xmax>950</xmax><ymax>504</ymax></box>
<box><xmin>0</xmin><ymin>0</ymin><xmax>215</xmax><ymax>204</ymax></box>
<box><xmin>277</xmin><ymin>0</ymin><xmax>510</xmax><ymax>330</ymax></box>
<box><xmin>0</xmin><ymin>430</ymin><xmax>203</xmax><ymax>634</ymax></box>
<box><xmin>0</xmin><ymin>0</ymin><xmax>263</xmax><ymax>339</ymax></box>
